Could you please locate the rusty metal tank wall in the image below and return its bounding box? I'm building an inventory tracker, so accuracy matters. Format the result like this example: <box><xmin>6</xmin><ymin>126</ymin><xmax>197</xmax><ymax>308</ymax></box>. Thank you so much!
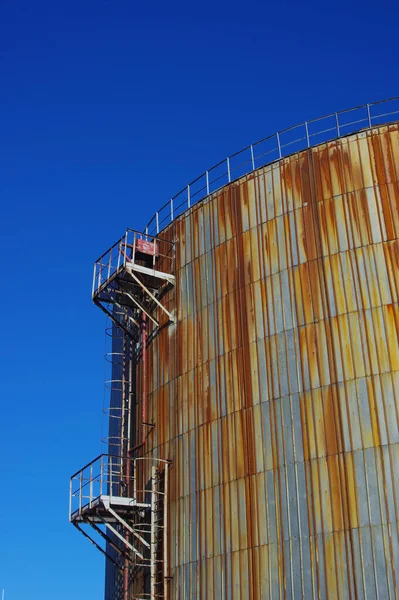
<box><xmin>136</xmin><ymin>123</ymin><xmax>399</xmax><ymax>599</ymax></box>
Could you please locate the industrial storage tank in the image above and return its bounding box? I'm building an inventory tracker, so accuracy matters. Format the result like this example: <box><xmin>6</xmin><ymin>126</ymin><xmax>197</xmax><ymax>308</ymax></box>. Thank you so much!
<box><xmin>70</xmin><ymin>99</ymin><xmax>399</xmax><ymax>599</ymax></box>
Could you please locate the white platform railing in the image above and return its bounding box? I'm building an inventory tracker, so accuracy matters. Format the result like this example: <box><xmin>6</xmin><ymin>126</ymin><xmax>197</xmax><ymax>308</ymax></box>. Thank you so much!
<box><xmin>69</xmin><ymin>454</ymin><xmax>169</xmax><ymax>520</ymax></box>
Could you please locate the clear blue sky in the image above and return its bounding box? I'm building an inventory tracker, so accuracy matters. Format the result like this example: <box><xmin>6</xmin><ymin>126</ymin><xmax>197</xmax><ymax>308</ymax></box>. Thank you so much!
<box><xmin>0</xmin><ymin>0</ymin><xmax>397</xmax><ymax>598</ymax></box>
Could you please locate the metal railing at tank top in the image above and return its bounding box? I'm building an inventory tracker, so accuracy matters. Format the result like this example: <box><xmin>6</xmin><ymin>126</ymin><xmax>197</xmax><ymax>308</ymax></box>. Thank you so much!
<box><xmin>144</xmin><ymin>96</ymin><xmax>399</xmax><ymax>237</ymax></box>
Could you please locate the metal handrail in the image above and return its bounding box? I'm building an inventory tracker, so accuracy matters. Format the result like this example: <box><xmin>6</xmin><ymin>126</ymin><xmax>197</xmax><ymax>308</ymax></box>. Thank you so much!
<box><xmin>70</xmin><ymin>454</ymin><xmax>171</xmax><ymax>520</ymax></box>
<box><xmin>144</xmin><ymin>96</ymin><xmax>399</xmax><ymax>237</ymax></box>
<box><xmin>71</xmin><ymin>453</ymin><xmax>171</xmax><ymax>479</ymax></box>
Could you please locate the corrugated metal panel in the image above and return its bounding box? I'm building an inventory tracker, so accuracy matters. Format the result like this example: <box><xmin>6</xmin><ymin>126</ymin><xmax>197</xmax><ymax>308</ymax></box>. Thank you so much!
<box><xmin>133</xmin><ymin>123</ymin><xmax>399</xmax><ymax>598</ymax></box>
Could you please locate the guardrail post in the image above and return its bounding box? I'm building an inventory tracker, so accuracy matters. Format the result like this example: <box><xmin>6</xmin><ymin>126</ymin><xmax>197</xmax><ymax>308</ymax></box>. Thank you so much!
<box><xmin>335</xmin><ymin>113</ymin><xmax>340</xmax><ymax>137</ymax></box>
<box><xmin>79</xmin><ymin>471</ymin><xmax>83</xmax><ymax>514</ymax></box>
<box><xmin>90</xmin><ymin>463</ymin><xmax>93</xmax><ymax>508</ymax></box>
<box><xmin>250</xmin><ymin>145</ymin><xmax>255</xmax><ymax>170</ymax></box>
<box><xmin>305</xmin><ymin>122</ymin><xmax>310</xmax><ymax>148</ymax></box>
<box><xmin>187</xmin><ymin>185</ymin><xmax>191</xmax><ymax>208</ymax></box>
<box><xmin>92</xmin><ymin>263</ymin><xmax>96</xmax><ymax>296</ymax></box>
<box><xmin>156</xmin><ymin>212</ymin><xmax>159</xmax><ymax>234</ymax></box>
<box><xmin>98</xmin><ymin>259</ymin><xmax>102</xmax><ymax>289</ymax></box>
<box><xmin>69</xmin><ymin>477</ymin><xmax>72</xmax><ymax>521</ymax></box>
<box><xmin>108</xmin><ymin>247</ymin><xmax>112</xmax><ymax>280</ymax></box>
<box><xmin>206</xmin><ymin>171</ymin><xmax>210</xmax><ymax>195</ymax></box>
<box><xmin>367</xmin><ymin>104</ymin><xmax>372</xmax><ymax>128</ymax></box>
<box><xmin>227</xmin><ymin>157</ymin><xmax>231</xmax><ymax>182</ymax></box>
<box><xmin>276</xmin><ymin>132</ymin><xmax>282</xmax><ymax>158</ymax></box>
<box><xmin>100</xmin><ymin>456</ymin><xmax>103</xmax><ymax>496</ymax></box>
<box><xmin>110</xmin><ymin>455</ymin><xmax>113</xmax><ymax>500</ymax></box>
<box><xmin>170</xmin><ymin>199</ymin><xmax>174</xmax><ymax>221</ymax></box>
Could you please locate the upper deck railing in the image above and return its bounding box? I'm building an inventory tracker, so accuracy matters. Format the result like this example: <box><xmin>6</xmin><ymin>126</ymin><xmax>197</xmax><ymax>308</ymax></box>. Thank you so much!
<box><xmin>92</xmin><ymin>228</ymin><xmax>175</xmax><ymax>298</ymax></box>
<box><xmin>145</xmin><ymin>96</ymin><xmax>399</xmax><ymax>237</ymax></box>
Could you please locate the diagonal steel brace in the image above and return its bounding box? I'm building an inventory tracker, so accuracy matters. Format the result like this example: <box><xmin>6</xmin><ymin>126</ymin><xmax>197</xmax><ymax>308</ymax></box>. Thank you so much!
<box><xmin>105</xmin><ymin>503</ymin><xmax>150</xmax><ymax>549</ymax></box>
<box><xmin>125</xmin><ymin>268</ymin><xmax>175</xmax><ymax>322</ymax></box>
